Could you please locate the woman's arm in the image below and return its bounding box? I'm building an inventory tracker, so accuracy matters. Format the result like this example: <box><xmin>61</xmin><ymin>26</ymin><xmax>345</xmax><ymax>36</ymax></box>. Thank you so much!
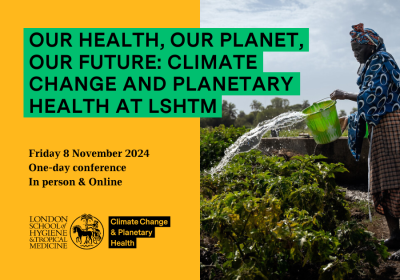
<box><xmin>330</xmin><ymin>89</ymin><xmax>358</xmax><ymax>102</ymax></box>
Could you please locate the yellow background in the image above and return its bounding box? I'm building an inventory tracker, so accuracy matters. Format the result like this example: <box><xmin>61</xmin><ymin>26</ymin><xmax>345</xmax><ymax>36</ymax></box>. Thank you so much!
<box><xmin>1</xmin><ymin>0</ymin><xmax>199</xmax><ymax>278</ymax></box>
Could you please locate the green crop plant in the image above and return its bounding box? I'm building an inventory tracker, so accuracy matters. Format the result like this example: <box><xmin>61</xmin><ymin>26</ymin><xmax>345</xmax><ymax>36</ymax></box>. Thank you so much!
<box><xmin>200</xmin><ymin>125</ymin><xmax>248</xmax><ymax>171</ymax></box>
<box><xmin>200</xmin><ymin>151</ymin><xmax>389</xmax><ymax>280</ymax></box>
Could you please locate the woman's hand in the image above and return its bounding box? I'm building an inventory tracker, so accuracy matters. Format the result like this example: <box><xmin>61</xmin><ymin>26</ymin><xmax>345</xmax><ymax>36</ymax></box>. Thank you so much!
<box><xmin>339</xmin><ymin>117</ymin><xmax>348</xmax><ymax>133</ymax></box>
<box><xmin>330</xmin><ymin>89</ymin><xmax>348</xmax><ymax>100</ymax></box>
<box><xmin>330</xmin><ymin>90</ymin><xmax>358</xmax><ymax>102</ymax></box>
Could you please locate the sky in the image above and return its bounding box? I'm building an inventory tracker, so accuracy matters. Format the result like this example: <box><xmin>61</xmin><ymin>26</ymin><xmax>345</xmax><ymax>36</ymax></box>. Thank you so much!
<box><xmin>200</xmin><ymin>0</ymin><xmax>400</xmax><ymax>115</ymax></box>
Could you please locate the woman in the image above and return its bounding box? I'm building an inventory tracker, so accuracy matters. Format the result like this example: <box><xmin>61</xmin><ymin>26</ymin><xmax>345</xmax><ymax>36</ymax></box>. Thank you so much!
<box><xmin>331</xmin><ymin>23</ymin><xmax>400</xmax><ymax>260</ymax></box>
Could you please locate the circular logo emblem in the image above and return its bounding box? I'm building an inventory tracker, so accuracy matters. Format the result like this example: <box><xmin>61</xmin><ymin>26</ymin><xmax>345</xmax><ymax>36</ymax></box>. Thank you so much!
<box><xmin>70</xmin><ymin>214</ymin><xmax>104</xmax><ymax>249</ymax></box>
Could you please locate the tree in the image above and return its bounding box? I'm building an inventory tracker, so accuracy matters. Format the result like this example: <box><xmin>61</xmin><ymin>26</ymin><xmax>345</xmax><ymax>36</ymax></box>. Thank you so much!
<box><xmin>235</xmin><ymin>111</ymin><xmax>257</xmax><ymax>128</ymax></box>
<box><xmin>201</xmin><ymin>100</ymin><xmax>237</xmax><ymax>127</ymax></box>
<box><xmin>302</xmin><ymin>100</ymin><xmax>310</xmax><ymax>109</ymax></box>
<box><xmin>270</xmin><ymin>97</ymin><xmax>289</xmax><ymax>109</ymax></box>
<box><xmin>288</xmin><ymin>104</ymin><xmax>303</xmax><ymax>111</ymax></box>
<box><xmin>250</xmin><ymin>100</ymin><xmax>264</xmax><ymax>112</ymax></box>
<box><xmin>350</xmin><ymin>107</ymin><xmax>357</xmax><ymax>114</ymax></box>
<box><xmin>282</xmin><ymin>99</ymin><xmax>289</xmax><ymax>108</ymax></box>
<box><xmin>338</xmin><ymin>110</ymin><xmax>347</xmax><ymax>118</ymax></box>
<box><xmin>237</xmin><ymin>110</ymin><xmax>246</xmax><ymax>118</ymax></box>
<box><xmin>222</xmin><ymin>100</ymin><xmax>228</xmax><ymax>112</ymax></box>
<box><xmin>227</xmin><ymin>103</ymin><xmax>238</xmax><ymax>119</ymax></box>
<box><xmin>222</xmin><ymin>100</ymin><xmax>237</xmax><ymax>119</ymax></box>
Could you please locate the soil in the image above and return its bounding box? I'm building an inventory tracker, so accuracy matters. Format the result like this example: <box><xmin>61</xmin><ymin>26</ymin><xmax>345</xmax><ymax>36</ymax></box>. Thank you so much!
<box><xmin>200</xmin><ymin>234</ymin><xmax>225</xmax><ymax>280</ymax></box>
<box><xmin>342</xmin><ymin>186</ymin><xmax>400</xmax><ymax>280</ymax></box>
<box><xmin>353</xmin><ymin>212</ymin><xmax>400</xmax><ymax>280</ymax></box>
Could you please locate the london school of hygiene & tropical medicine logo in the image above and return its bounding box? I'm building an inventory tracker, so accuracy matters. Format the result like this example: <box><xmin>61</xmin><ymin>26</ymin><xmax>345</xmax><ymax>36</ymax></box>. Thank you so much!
<box><xmin>70</xmin><ymin>214</ymin><xmax>104</xmax><ymax>249</ymax></box>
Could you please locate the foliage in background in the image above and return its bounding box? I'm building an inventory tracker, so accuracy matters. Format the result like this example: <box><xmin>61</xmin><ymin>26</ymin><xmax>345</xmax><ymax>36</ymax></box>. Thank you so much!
<box><xmin>201</xmin><ymin>151</ymin><xmax>389</xmax><ymax>279</ymax></box>
<box><xmin>200</xmin><ymin>125</ymin><xmax>248</xmax><ymax>171</ymax></box>
<box><xmin>200</xmin><ymin>98</ymin><xmax>351</xmax><ymax>140</ymax></box>
<box><xmin>250</xmin><ymin>100</ymin><xmax>264</xmax><ymax>112</ymax></box>
<box><xmin>235</xmin><ymin>111</ymin><xmax>258</xmax><ymax>128</ymax></box>
<box><xmin>201</xmin><ymin>98</ymin><xmax>311</xmax><ymax>129</ymax></box>
<box><xmin>262</xmin><ymin>128</ymin><xmax>311</xmax><ymax>138</ymax></box>
<box><xmin>339</xmin><ymin>110</ymin><xmax>347</xmax><ymax>118</ymax></box>
<box><xmin>200</xmin><ymin>100</ymin><xmax>238</xmax><ymax>128</ymax></box>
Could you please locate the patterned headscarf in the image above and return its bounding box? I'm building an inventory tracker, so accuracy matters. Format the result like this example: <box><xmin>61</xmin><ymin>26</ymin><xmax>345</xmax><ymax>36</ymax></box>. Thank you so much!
<box><xmin>350</xmin><ymin>23</ymin><xmax>380</xmax><ymax>46</ymax></box>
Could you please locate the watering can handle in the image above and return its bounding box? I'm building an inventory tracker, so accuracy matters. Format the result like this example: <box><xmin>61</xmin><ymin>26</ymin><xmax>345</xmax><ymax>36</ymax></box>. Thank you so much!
<box><xmin>313</xmin><ymin>97</ymin><xmax>331</xmax><ymax>104</ymax></box>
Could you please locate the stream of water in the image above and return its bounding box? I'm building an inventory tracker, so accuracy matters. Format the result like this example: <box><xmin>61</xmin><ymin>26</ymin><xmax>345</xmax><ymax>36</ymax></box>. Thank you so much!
<box><xmin>209</xmin><ymin>111</ymin><xmax>306</xmax><ymax>176</ymax></box>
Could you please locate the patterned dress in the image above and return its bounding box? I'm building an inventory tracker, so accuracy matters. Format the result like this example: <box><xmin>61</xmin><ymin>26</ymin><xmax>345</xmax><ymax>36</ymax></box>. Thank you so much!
<box><xmin>369</xmin><ymin>112</ymin><xmax>400</xmax><ymax>218</ymax></box>
<box><xmin>347</xmin><ymin>44</ymin><xmax>400</xmax><ymax>218</ymax></box>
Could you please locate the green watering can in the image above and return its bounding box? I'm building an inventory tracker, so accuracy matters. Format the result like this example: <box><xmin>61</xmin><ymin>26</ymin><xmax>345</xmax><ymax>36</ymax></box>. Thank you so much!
<box><xmin>302</xmin><ymin>99</ymin><xmax>342</xmax><ymax>144</ymax></box>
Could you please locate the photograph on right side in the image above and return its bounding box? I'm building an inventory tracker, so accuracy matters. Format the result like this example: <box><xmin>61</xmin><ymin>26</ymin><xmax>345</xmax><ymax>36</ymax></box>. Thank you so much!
<box><xmin>200</xmin><ymin>1</ymin><xmax>400</xmax><ymax>279</ymax></box>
